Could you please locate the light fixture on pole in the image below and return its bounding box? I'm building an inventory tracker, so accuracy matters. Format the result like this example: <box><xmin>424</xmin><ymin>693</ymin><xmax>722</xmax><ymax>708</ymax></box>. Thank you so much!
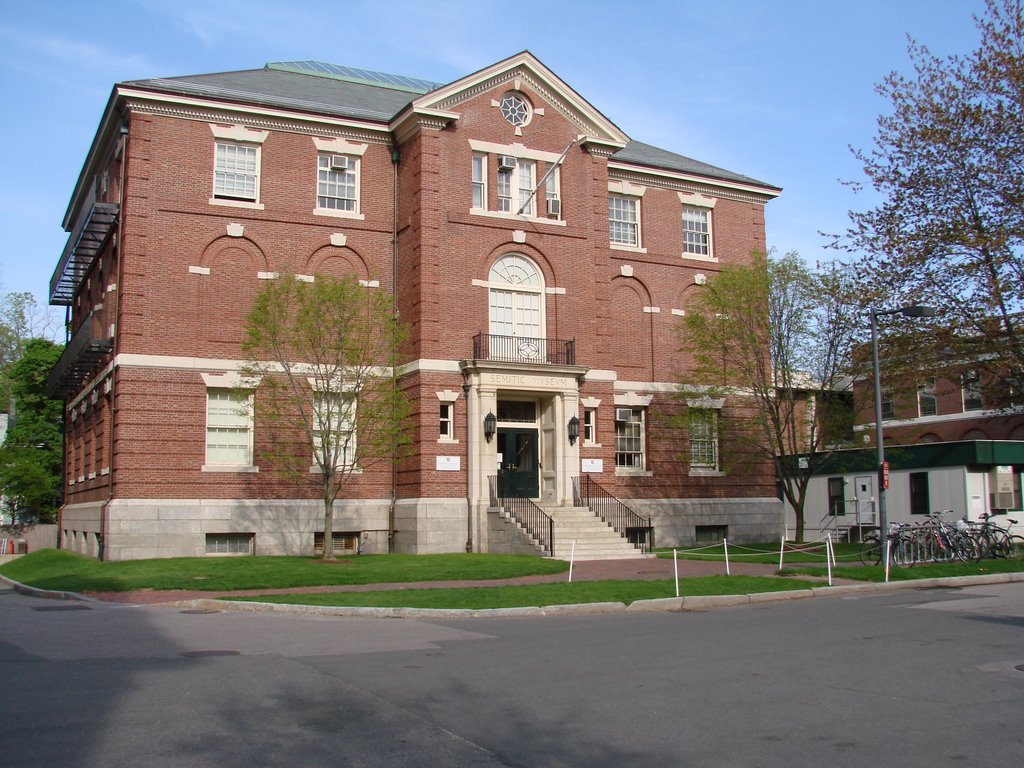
<box><xmin>870</xmin><ymin>304</ymin><xmax>936</xmax><ymax>561</ymax></box>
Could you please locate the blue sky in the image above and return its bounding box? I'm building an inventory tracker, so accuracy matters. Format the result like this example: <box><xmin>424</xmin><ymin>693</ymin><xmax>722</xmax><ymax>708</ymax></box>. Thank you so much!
<box><xmin>0</xmin><ymin>0</ymin><xmax>988</xmax><ymax>318</ymax></box>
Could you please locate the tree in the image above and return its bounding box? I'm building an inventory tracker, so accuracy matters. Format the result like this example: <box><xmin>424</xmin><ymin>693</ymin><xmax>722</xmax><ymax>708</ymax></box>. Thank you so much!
<box><xmin>0</xmin><ymin>338</ymin><xmax>64</xmax><ymax>523</ymax></box>
<box><xmin>840</xmin><ymin>0</ymin><xmax>1024</xmax><ymax>400</ymax></box>
<box><xmin>0</xmin><ymin>292</ymin><xmax>59</xmax><ymax>409</ymax></box>
<box><xmin>678</xmin><ymin>251</ymin><xmax>859</xmax><ymax>542</ymax></box>
<box><xmin>241</xmin><ymin>275</ymin><xmax>409</xmax><ymax>560</ymax></box>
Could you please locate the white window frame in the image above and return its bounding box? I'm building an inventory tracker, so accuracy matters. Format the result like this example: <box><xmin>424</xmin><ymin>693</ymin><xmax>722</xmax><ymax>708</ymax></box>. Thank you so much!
<box><xmin>312</xmin><ymin>391</ymin><xmax>357</xmax><ymax>469</ymax></box>
<box><xmin>608</xmin><ymin>194</ymin><xmax>640</xmax><ymax>248</ymax></box>
<box><xmin>689</xmin><ymin>408</ymin><xmax>719</xmax><ymax>471</ymax></box>
<box><xmin>583</xmin><ymin>407</ymin><xmax>597</xmax><ymax>446</ymax></box>
<box><xmin>614</xmin><ymin>408</ymin><xmax>645</xmax><ymax>470</ymax></box>
<box><xmin>962</xmin><ymin>370</ymin><xmax>984</xmax><ymax>411</ymax></box>
<box><xmin>439</xmin><ymin>402</ymin><xmax>454</xmax><ymax>440</ymax></box>
<box><xmin>204</xmin><ymin>388</ymin><xmax>256</xmax><ymax>471</ymax></box>
<box><xmin>472</xmin><ymin>154</ymin><xmax>487</xmax><ymax>210</ymax></box>
<box><xmin>682</xmin><ymin>206</ymin><xmax>712</xmax><ymax>257</ymax></box>
<box><xmin>316</xmin><ymin>154</ymin><xmax>360</xmax><ymax>215</ymax></box>
<box><xmin>678</xmin><ymin>192</ymin><xmax>717</xmax><ymax>261</ymax></box>
<box><xmin>497</xmin><ymin>158</ymin><xmax>536</xmax><ymax>216</ymax></box>
<box><xmin>918</xmin><ymin>378</ymin><xmax>937</xmax><ymax>417</ymax></box>
<box><xmin>487</xmin><ymin>254</ymin><xmax>546</xmax><ymax>354</ymax></box>
<box><xmin>213</xmin><ymin>142</ymin><xmax>260</xmax><ymax>205</ymax></box>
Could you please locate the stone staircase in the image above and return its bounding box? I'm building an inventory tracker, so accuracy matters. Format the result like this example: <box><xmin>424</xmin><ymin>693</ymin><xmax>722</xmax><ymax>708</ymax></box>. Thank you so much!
<box><xmin>540</xmin><ymin>504</ymin><xmax>651</xmax><ymax>561</ymax></box>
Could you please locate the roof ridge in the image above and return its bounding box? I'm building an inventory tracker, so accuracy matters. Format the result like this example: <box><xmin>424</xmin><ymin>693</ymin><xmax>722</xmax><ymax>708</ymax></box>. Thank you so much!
<box><xmin>266</xmin><ymin>61</ymin><xmax>446</xmax><ymax>95</ymax></box>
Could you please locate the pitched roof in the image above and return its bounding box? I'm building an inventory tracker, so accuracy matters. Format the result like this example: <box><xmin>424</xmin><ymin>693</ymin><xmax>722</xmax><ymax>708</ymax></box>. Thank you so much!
<box><xmin>121</xmin><ymin>59</ymin><xmax>777</xmax><ymax>190</ymax></box>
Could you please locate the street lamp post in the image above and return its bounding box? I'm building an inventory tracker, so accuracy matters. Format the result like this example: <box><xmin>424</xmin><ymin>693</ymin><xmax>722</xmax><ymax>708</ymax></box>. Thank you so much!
<box><xmin>870</xmin><ymin>304</ymin><xmax>936</xmax><ymax>561</ymax></box>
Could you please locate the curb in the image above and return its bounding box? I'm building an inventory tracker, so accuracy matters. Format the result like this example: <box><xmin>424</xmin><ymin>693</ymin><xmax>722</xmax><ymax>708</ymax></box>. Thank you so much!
<box><xmin>3</xmin><ymin>571</ymin><xmax>1023</xmax><ymax>620</ymax></box>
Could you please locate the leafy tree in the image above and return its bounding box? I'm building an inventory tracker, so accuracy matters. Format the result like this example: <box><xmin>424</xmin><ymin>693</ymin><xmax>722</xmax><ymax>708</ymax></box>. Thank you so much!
<box><xmin>241</xmin><ymin>275</ymin><xmax>409</xmax><ymax>560</ymax></box>
<box><xmin>839</xmin><ymin>0</ymin><xmax>1024</xmax><ymax>399</ymax></box>
<box><xmin>0</xmin><ymin>292</ymin><xmax>58</xmax><ymax>408</ymax></box>
<box><xmin>677</xmin><ymin>251</ymin><xmax>859</xmax><ymax>542</ymax></box>
<box><xmin>0</xmin><ymin>338</ymin><xmax>64</xmax><ymax>523</ymax></box>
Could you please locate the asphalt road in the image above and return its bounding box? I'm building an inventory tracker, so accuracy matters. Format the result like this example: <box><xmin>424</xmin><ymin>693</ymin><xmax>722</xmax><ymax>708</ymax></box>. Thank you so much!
<box><xmin>1</xmin><ymin>582</ymin><xmax>1022</xmax><ymax>767</ymax></box>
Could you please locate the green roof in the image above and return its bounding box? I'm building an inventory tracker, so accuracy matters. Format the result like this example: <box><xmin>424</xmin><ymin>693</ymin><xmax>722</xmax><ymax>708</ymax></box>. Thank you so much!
<box><xmin>805</xmin><ymin>440</ymin><xmax>1024</xmax><ymax>476</ymax></box>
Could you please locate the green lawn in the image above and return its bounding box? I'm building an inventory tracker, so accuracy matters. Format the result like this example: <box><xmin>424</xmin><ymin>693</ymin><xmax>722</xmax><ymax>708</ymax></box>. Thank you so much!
<box><xmin>225</xmin><ymin>575</ymin><xmax>814</xmax><ymax>610</ymax></box>
<box><xmin>655</xmin><ymin>542</ymin><xmax>863</xmax><ymax>565</ymax></box>
<box><xmin>0</xmin><ymin>549</ymin><xmax>568</xmax><ymax>593</ymax></box>
<box><xmin>793</xmin><ymin>557</ymin><xmax>1024</xmax><ymax>582</ymax></box>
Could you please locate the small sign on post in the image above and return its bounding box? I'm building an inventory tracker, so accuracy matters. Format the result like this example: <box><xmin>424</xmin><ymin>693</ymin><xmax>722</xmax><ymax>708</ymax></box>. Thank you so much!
<box><xmin>881</xmin><ymin>460</ymin><xmax>890</xmax><ymax>491</ymax></box>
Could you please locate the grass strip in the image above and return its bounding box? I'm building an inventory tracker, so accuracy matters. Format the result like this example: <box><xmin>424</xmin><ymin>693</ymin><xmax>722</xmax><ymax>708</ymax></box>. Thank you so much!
<box><xmin>222</xmin><ymin>575</ymin><xmax>814</xmax><ymax>609</ymax></box>
<box><xmin>790</xmin><ymin>557</ymin><xmax>1024</xmax><ymax>582</ymax></box>
<box><xmin>0</xmin><ymin>549</ymin><xmax>568</xmax><ymax>593</ymax></box>
<box><xmin>654</xmin><ymin>542</ymin><xmax>864</xmax><ymax>565</ymax></box>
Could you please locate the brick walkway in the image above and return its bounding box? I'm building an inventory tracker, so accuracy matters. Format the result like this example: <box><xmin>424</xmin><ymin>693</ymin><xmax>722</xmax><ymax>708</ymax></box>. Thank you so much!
<box><xmin>85</xmin><ymin>557</ymin><xmax>805</xmax><ymax>605</ymax></box>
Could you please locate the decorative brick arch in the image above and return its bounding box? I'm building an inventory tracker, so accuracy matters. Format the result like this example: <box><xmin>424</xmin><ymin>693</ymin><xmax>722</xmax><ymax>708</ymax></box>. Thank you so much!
<box><xmin>197</xmin><ymin>238</ymin><xmax>268</xmax><ymax>356</ymax></box>
<box><xmin>962</xmin><ymin>427</ymin><xmax>990</xmax><ymax>440</ymax></box>
<box><xmin>610</xmin><ymin>275</ymin><xmax>654</xmax><ymax>379</ymax></box>
<box><xmin>476</xmin><ymin>241</ymin><xmax>558</xmax><ymax>290</ymax></box>
<box><xmin>303</xmin><ymin>245</ymin><xmax>370</xmax><ymax>281</ymax></box>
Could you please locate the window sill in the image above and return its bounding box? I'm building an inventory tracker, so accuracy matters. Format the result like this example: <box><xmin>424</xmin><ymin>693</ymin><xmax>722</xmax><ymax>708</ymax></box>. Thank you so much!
<box><xmin>689</xmin><ymin>468</ymin><xmax>725</xmax><ymax>477</ymax></box>
<box><xmin>313</xmin><ymin>208</ymin><xmax>365</xmax><ymax>220</ymax></box>
<box><xmin>309</xmin><ymin>465</ymin><xmax>362</xmax><ymax>474</ymax></box>
<box><xmin>469</xmin><ymin>208</ymin><xmax>566</xmax><ymax>227</ymax></box>
<box><xmin>202</xmin><ymin>464</ymin><xmax>259</xmax><ymax>473</ymax></box>
<box><xmin>583</xmin><ymin>442</ymin><xmax>602</xmax><ymax>449</ymax></box>
<box><xmin>209</xmin><ymin>198</ymin><xmax>264</xmax><ymax>211</ymax></box>
<box><xmin>437</xmin><ymin>438</ymin><xmax>460</xmax><ymax>445</ymax></box>
<box><xmin>615</xmin><ymin>468</ymin><xmax>653</xmax><ymax>477</ymax></box>
<box><xmin>610</xmin><ymin>243</ymin><xmax>647</xmax><ymax>254</ymax></box>
<box><xmin>681</xmin><ymin>252</ymin><xmax>718</xmax><ymax>263</ymax></box>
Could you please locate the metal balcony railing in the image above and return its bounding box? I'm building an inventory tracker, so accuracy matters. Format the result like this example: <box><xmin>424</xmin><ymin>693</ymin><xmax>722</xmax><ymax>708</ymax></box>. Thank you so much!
<box><xmin>472</xmin><ymin>333</ymin><xmax>575</xmax><ymax>366</ymax></box>
<box><xmin>46</xmin><ymin>313</ymin><xmax>112</xmax><ymax>398</ymax></box>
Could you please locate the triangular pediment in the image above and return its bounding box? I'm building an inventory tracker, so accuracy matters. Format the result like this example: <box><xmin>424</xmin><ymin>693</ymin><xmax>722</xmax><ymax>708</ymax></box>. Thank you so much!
<box><xmin>409</xmin><ymin>51</ymin><xmax>630</xmax><ymax>148</ymax></box>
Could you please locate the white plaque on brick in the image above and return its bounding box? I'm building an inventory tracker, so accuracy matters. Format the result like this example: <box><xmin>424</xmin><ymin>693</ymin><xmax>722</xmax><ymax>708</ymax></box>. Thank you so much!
<box><xmin>581</xmin><ymin>459</ymin><xmax>603</xmax><ymax>473</ymax></box>
<box><xmin>436</xmin><ymin>456</ymin><xmax>460</xmax><ymax>471</ymax></box>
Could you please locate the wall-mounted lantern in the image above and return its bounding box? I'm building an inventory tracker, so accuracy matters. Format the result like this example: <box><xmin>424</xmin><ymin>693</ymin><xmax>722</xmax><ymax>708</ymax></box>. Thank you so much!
<box><xmin>567</xmin><ymin>415</ymin><xmax>580</xmax><ymax>446</ymax></box>
<box><xmin>484</xmin><ymin>411</ymin><xmax>497</xmax><ymax>443</ymax></box>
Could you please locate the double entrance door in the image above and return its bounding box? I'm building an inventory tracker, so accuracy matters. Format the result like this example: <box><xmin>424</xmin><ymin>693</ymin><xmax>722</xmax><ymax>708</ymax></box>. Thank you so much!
<box><xmin>497</xmin><ymin>427</ymin><xmax>539</xmax><ymax>498</ymax></box>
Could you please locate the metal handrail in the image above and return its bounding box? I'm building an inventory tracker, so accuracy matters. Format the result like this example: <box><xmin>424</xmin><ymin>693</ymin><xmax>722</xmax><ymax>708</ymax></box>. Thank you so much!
<box><xmin>488</xmin><ymin>475</ymin><xmax>555</xmax><ymax>556</ymax></box>
<box><xmin>573</xmin><ymin>475</ymin><xmax>654</xmax><ymax>553</ymax></box>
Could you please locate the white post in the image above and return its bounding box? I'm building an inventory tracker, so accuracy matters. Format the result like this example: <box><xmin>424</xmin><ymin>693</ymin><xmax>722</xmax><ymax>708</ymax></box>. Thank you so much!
<box><xmin>568</xmin><ymin>540</ymin><xmax>576</xmax><ymax>582</ymax></box>
<box><xmin>674</xmin><ymin>548</ymin><xmax>680</xmax><ymax>597</ymax></box>
<box><xmin>723</xmin><ymin>537</ymin><xmax>730</xmax><ymax>576</ymax></box>
<box><xmin>826</xmin><ymin>537</ymin><xmax>833</xmax><ymax>587</ymax></box>
<box><xmin>884</xmin><ymin>539</ymin><xmax>891</xmax><ymax>583</ymax></box>
<box><xmin>778</xmin><ymin>535</ymin><xmax>786</xmax><ymax>571</ymax></box>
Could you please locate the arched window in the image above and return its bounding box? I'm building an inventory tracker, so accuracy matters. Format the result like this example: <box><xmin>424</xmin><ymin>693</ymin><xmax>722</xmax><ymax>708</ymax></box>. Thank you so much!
<box><xmin>488</xmin><ymin>255</ymin><xmax>545</xmax><ymax>351</ymax></box>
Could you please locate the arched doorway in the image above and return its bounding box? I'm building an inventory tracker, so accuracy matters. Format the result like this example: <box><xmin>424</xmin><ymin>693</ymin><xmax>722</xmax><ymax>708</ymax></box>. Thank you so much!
<box><xmin>488</xmin><ymin>254</ymin><xmax>545</xmax><ymax>361</ymax></box>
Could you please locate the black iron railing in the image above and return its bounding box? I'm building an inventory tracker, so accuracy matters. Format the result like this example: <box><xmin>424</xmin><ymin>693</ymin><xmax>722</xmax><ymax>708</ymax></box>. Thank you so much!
<box><xmin>489</xmin><ymin>475</ymin><xmax>555</xmax><ymax>556</ymax></box>
<box><xmin>573</xmin><ymin>475</ymin><xmax>654</xmax><ymax>553</ymax></box>
<box><xmin>46</xmin><ymin>312</ymin><xmax>113</xmax><ymax>398</ymax></box>
<box><xmin>472</xmin><ymin>333</ymin><xmax>575</xmax><ymax>366</ymax></box>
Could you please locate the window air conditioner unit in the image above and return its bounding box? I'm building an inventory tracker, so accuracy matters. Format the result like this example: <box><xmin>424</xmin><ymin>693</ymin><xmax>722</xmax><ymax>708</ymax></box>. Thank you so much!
<box><xmin>329</xmin><ymin>155</ymin><xmax>351</xmax><ymax>171</ymax></box>
<box><xmin>497</xmin><ymin>155</ymin><xmax>518</xmax><ymax>171</ymax></box>
<box><xmin>546</xmin><ymin>198</ymin><xmax>561</xmax><ymax>216</ymax></box>
<box><xmin>615</xmin><ymin>408</ymin><xmax>633</xmax><ymax>422</ymax></box>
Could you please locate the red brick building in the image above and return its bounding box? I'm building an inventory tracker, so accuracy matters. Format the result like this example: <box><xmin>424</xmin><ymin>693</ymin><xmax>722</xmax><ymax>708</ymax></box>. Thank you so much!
<box><xmin>49</xmin><ymin>52</ymin><xmax>783</xmax><ymax>560</ymax></box>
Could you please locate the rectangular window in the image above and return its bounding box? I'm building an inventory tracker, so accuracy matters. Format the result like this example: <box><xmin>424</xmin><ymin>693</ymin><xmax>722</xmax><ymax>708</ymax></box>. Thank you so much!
<box><xmin>517</xmin><ymin>160</ymin><xmax>535</xmax><ymax>216</ymax></box>
<box><xmin>615</xmin><ymin>408</ymin><xmax>645</xmax><ymax>469</ymax></box>
<box><xmin>827</xmin><ymin>477</ymin><xmax>845</xmax><ymax>516</ymax></box>
<box><xmin>690</xmin><ymin>409</ymin><xmax>719</xmax><ymax>470</ymax></box>
<box><xmin>609</xmin><ymin>195</ymin><xmax>639</xmax><ymax>246</ymax></box>
<box><xmin>213</xmin><ymin>142</ymin><xmax>258</xmax><ymax>202</ymax></box>
<box><xmin>583</xmin><ymin>408</ymin><xmax>596</xmax><ymax>445</ymax></box>
<box><xmin>544</xmin><ymin>164</ymin><xmax>561</xmax><ymax>216</ymax></box>
<box><xmin>495</xmin><ymin>158</ymin><xmax>536</xmax><ymax>216</ymax></box>
<box><xmin>471</xmin><ymin>154</ymin><xmax>487</xmax><ymax>209</ymax></box>
<box><xmin>962</xmin><ymin>370</ymin><xmax>983</xmax><ymax>411</ymax></box>
<box><xmin>909</xmin><ymin>472</ymin><xmax>930</xmax><ymax>516</ymax></box>
<box><xmin>918</xmin><ymin>378</ymin><xmax>937</xmax><ymax>417</ymax></box>
<box><xmin>881</xmin><ymin>388</ymin><xmax>895</xmax><ymax>420</ymax></box>
<box><xmin>205</xmin><ymin>533</ymin><xmax>254</xmax><ymax>555</ymax></box>
<box><xmin>313</xmin><ymin>393</ymin><xmax>356</xmax><ymax>468</ymax></box>
<box><xmin>206</xmin><ymin>389</ymin><xmax>252</xmax><ymax>466</ymax></box>
<box><xmin>439</xmin><ymin>402</ymin><xmax>454</xmax><ymax>440</ymax></box>
<box><xmin>682</xmin><ymin>207</ymin><xmax>711</xmax><ymax>256</ymax></box>
<box><xmin>317</xmin><ymin>154</ymin><xmax>358</xmax><ymax>212</ymax></box>
<box><xmin>695</xmin><ymin>524</ymin><xmax>728</xmax><ymax>544</ymax></box>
